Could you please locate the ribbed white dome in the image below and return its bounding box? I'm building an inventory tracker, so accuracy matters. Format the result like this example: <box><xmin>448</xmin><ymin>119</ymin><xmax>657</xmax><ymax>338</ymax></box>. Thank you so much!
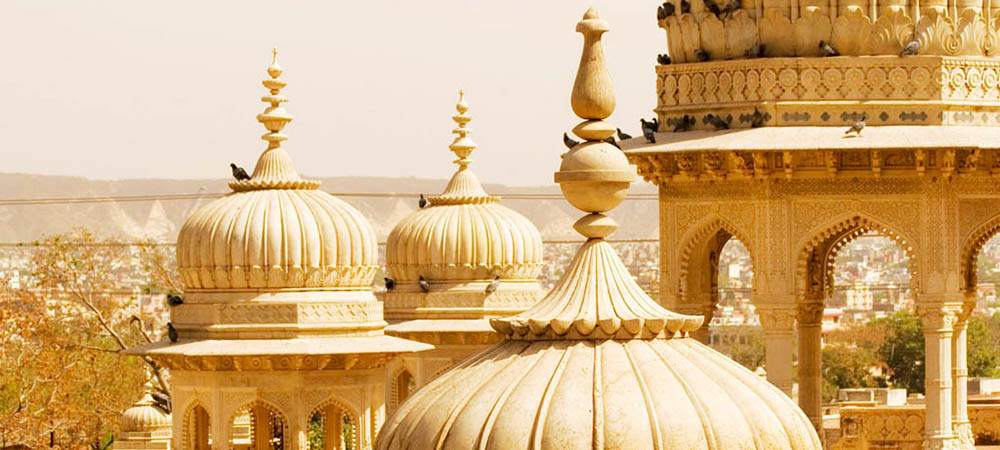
<box><xmin>178</xmin><ymin>188</ymin><xmax>378</xmax><ymax>289</ymax></box>
<box><xmin>120</xmin><ymin>392</ymin><xmax>170</xmax><ymax>433</ymax></box>
<box><xmin>176</xmin><ymin>51</ymin><xmax>378</xmax><ymax>291</ymax></box>
<box><xmin>385</xmin><ymin>180</ymin><xmax>543</xmax><ymax>282</ymax></box>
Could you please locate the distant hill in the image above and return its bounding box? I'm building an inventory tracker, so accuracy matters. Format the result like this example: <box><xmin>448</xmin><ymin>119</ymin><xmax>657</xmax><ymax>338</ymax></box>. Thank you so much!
<box><xmin>0</xmin><ymin>173</ymin><xmax>659</xmax><ymax>243</ymax></box>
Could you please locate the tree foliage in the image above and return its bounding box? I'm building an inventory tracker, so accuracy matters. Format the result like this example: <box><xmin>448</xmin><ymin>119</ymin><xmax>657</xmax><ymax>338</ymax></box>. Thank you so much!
<box><xmin>0</xmin><ymin>229</ymin><xmax>177</xmax><ymax>450</ymax></box>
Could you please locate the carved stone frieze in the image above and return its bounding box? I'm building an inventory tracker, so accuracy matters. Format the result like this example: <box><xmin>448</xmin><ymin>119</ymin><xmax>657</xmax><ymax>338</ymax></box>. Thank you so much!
<box><xmin>660</xmin><ymin>3</ymin><xmax>1000</xmax><ymax>63</ymax></box>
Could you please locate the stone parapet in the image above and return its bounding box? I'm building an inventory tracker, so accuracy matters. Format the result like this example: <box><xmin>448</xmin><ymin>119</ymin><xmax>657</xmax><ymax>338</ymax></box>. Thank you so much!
<box><xmin>657</xmin><ymin>57</ymin><xmax>1000</xmax><ymax>129</ymax></box>
<box><xmin>660</xmin><ymin>4</ymin><xmax>1000</xmax><ymax>62</ymax></box>
<box><xmin>832</xmin><ymin>404</ymin><xmax>1000</xmax><ymax>450</ymax></box>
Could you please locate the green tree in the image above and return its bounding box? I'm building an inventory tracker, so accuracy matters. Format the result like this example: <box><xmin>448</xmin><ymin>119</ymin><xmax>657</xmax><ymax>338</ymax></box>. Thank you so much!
<box><xmin>822</xmin><ymin>344</ymin><xmax>880</xmax><ymax>401</ymax></box>
<box><xmin>968</xmin><ymin>315</ymin><xmax>1000</xmax><ymax>378</ymax></box>
<box><xmin>875</xmin><ymin>311</ymin><xmax>925</xmax><ymax>393</ymax></box>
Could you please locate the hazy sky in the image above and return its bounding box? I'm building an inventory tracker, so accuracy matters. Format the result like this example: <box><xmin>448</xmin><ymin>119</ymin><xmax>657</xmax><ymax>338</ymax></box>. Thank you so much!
<box><xmin>2</xmin><ymin>1</ymin><xmax>662</xmax><ymax>186</ymax></box>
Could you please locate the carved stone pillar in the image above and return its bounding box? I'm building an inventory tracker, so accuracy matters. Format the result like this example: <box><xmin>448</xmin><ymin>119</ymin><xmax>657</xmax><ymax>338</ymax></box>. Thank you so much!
<box><xmin>251</xmin><ymin>405</ymin><xmax>271</xmax><ymax>450</ymax></box>
<box><xmin>758</xmin><ymin>306</ymin><xmax>797</xmax><ymax>397</ymax></box>
<box><xmin>920</xmin><ymin>301</ymin><xmax>961</xmax><ymax>450</ymax></box>
<box><xmin>323</xmin><ymin>404</ymin><xmax>343</xmax><ymax>450</ymax></box>
<box><xmin>798</xmin><ymin>300</ymin><xmax>825</xmax><ymax>431</ymax></box>
<box><xmin>951</xmin><ymin>299</ymin><xmax>976</xmax><ymax>450</ymax></box>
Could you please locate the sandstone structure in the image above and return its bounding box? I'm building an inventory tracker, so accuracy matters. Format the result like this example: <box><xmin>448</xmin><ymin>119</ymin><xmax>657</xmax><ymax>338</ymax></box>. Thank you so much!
<box><xmin>126</xmin><ymin>49</ymin><xmax>430</xmax><ymax>450</ymax></box>
<box><xmin>621</xmin><ymin>0</ymin><xmax>1000</xmax><ymax>448</ymax></box>
<box><xmin>380</xmin><ymin>91</ymin><xmax>545</xmax><ymax>414</ymax></box>
<box><xmin>375</xmin><ymin>9</ymin><xmax>823</xmax><ymax>450</ymax></box>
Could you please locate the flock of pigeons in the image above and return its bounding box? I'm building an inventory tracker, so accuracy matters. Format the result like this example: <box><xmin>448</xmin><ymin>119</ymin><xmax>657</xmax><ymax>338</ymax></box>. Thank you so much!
<box><xmin>654</xmin><ymin>0</ymin><xmax>921</xmax><ymax>65</ymax></box>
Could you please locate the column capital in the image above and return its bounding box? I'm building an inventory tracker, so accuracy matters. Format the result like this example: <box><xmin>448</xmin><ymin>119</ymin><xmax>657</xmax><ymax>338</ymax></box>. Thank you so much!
<box><xmin>758</xmin><ymin>306</ymin><xmax>797</xmax><ymax>332</ymax></box>
<box><xmin>919</xmin><ymin>302</ymin><xmax>963</xmax><ymax>333</ymax></box>
<box><xmin>797</xmin><ymin>301</ymin><xmax>824</xmax><ymax>326</ymax></box>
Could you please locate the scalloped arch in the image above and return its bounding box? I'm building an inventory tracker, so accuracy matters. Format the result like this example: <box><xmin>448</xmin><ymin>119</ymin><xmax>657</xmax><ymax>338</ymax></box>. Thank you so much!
<box><xmin>794</xmin><ymin>214</ymin><xmax>919</xmax><ymax>295</ymax></box>
<box><xmin>179</xmin><ymin>399</ymin><xmax>212</xmax><ymax>450</ymax></box>
<box><xmin>677</xmin><ymin>214</ymin><xmax>755</xmax><ymax>296</ymax></box>
<box><xmin>959</xmin><ymin>213</ymin><xmax>1000</xmax><ymax>292</ymax></box>
<box><xmin>306</xmin><ymin>395</ymin><xmax>361</xmax><ymax>450</ymax></box>
<box><xmin>225</xmin><ymin>399</ymin><xmax>290</xmax><ymax>449</ymax></box>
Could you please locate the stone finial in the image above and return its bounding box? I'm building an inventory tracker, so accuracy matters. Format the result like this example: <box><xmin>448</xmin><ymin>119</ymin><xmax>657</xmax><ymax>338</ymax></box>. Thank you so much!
<box><xmin>230</xmin><ymin>48</ymin><xmax>317</xmax><ymax>191</ymax></box>
<box><xmin>257</xmin><ymin>47</ymin><xmax>293</xmax><ymax>150</ymax></box>
<box><xmin>555</xmin><ymin>8</ymin><xmax>635</xmax><ymax>238</ymax></box>
<box><xmin>571</xmin><ymin>8</ymin><xmax>615</xmax><ymax>121</ymax></box>
<box><xmin>449</xmin><ymin>90</ymin><xmax>476</xmax><ymax>169</ymax></box>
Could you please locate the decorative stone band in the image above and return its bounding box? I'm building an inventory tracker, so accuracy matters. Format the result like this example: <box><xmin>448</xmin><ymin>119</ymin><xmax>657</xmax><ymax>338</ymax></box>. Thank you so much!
<box><xmin>180</xmin><ymin>265</ymin><xmax>380</xmax><ymax>290</ymax></box>
<box><xmin>627</xmin><ymin>143</ymin><xmax>1000</xmax><ymax>184</ymax></box>
<box><xmin>170</xmin><ymin>291</ymin><xmax>388</xmax><ymax>339</ymax></box>
<box><xmin>661</xmin><ymin>7</ymin><xmax>1000</xmax><ymax>62</ymax></box>
<box><xmin>152</xmin><ymin>352</ymin><xmax>392</xmax><ymax>371</ymax></box>
<box><xmin>230</xmin><ymin>178</ymin><xmax>321</xmax><ymax>191</ymax></box>
<box><xmin>657</xmin><ymin>56</ymin><xmax>1000</xmax><ymax>129</ymax></box>
<box><xmin>380</xmin><ymin>284</ymin><xmax>543</xmax><ymax>320</ymax></box>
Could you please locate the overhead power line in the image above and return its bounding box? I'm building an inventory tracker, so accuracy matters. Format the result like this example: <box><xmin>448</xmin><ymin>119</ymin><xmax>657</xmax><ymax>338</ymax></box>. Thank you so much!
<box><xmin>0</xmin><ymin>239</ymin><xmax>661</xmax><ymax>248</ymax></box>
<box><xmin>0</xmin><ymin>191</ymin><xmax>658</xmax><ymax>207</ymax></box>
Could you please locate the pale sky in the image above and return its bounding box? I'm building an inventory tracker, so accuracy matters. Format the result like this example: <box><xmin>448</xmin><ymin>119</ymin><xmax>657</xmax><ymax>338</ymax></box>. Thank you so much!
<box><xmin>1</xmin><ymin>1</ymin><xmax>662</xmax><ymax>186</ymax></box>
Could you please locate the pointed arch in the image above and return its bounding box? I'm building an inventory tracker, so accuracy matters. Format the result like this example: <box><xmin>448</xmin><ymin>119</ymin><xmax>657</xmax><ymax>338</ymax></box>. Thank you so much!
<box><xmin>182</xmin><ymin>399</ymin><xmax>212</xmax><ymax>450</ymax></box>
<box><xmin>959</xmin><ymin>213</ymin><xmax>1000</xmax><ymax>293</ymax></box>
<box><xmin>390</xmin><ymin>367</ymin><xmax>416</xmax><ymax>409</ymax></box>
<box><xmin>794</xmin><ymin>214</ymin><xmax>919</xmax><ymax>295</ymax></box>
<box><xmin>677</xmin><ymin>214</ymin><xmax>755</xmax><ymax>298</ymax></box>
<box><xmin>226</xmin><ymin>399</ymin><xmax>289</xmax><ymax>450</ymax></box>
<box><xmin>305</xmin><ymin>396</ymin><xmax>360</xmax><ymax>450</ymax></box>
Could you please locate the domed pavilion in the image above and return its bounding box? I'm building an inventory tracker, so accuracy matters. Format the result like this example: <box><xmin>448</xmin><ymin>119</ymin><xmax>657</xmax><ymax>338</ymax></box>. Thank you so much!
<box><xmin>380</xmin><ymin>91</ymin><xmax>545</xmax><ymax>414</ymax></box>
<box><xmin>375</xmin><ymin>9</ymin><xmax>823</xmax><ymax>450</ymax></box>
<box><xmin>113</xmin><ymin>389</ymin><xmax>172</xmax><ymax>450</ymax></box>
<box><xmin>620</xmin><ymin>0</ymin><xmax>1000</xmax><ymax>447</ymax></box>
<box><xmin>127</xmin><ymin>49</ymin><xmax>430</xmax><ymax>450</ymax></box>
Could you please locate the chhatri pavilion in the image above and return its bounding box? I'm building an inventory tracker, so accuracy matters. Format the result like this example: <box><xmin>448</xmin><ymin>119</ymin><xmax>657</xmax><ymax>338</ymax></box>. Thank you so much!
<box><xmin>621</xmin><ymin>0</ymin><xmax>1000</xmax><ymax>448</ymax></box>
<box><xmin>118</xmin><ymin>0</ymin><xmax>1000</xmax><ymax>448</ymax></box>
<box><xmin>380</xmin><ymin>91</ymin><xmax>545</xmax><ymax>415</ymax></box>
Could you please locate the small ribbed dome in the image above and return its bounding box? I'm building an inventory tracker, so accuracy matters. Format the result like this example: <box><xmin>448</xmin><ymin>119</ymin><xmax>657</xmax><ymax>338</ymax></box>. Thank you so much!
<box><xmin>385</xmin><ymin>92</ymin><xmax>543</xmax><ymax>282</ymax></box>
<box><xmin>177</xmin><ymin>50</ymin><xmax>378</xmax><ymax>290</ymax></box>
<box><xmin>120</xmin><ymin>392</ymin><xmax>170</xmax><ymax>433</ymax></box>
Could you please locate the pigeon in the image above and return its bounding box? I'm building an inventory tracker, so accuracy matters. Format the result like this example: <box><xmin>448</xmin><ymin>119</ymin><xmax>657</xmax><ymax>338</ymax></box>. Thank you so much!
<box><xmin>744</xmin><ymin>44</ymin><xmax>766</xmax><ymax>59</ymax></box>
<box><xmin>694</xmin><ymin>48</ymin><xmax>710</xmax><ymax>62</ymax></box>
<box><xmin>603</xmin><ymin>136</ymin><xmax>621</xmax><ymax>149</ymax></box>
<box><xmin>384</xmin><ymin>277</ymin><xmax>396</xmax><ymax>290</ymax></box>
<box><xmin>681</xmin><ymin>0</ymin><xmax>691</xmax><ymax>13</ymax></box>
<box><xmin>706</xmin><ymin>114</ymin><xmax>732</xmax><ymax>130</ymax></box>
<box><xmin>167</xmin><ymin>323</ymin><xmax>178</xmax><ymax>343</ymax></box>
<box><xmin>418</xmin><ymin>194</ymin><xmax>427</xmax><ymax>209</ymax></box>
<box><xmin>845</xmin><ymin>114</ymin><xmax>867</xmax><ymax>136</ymax></box>
<box><xmin>750</xmin><ymin>108</ymin><xmax>766</xmax><ymax>128</ymax></box>
<box><xmin>617</xmin><ymin>128</ymin><xmax>633</xmax><ymax>140</ymax></box>
<box><xmin>485</xmin><ymin>275</ymin><xmax>500</xmax><ymax>294</ymax></box>
<box><xmin>640</xmin><ymin>117</ymin><xmax>659</xmax><ymax>143</ymax></box>
<box><xmin>901</xmin><ymin>39</ymin><xmax>919</xmax><ymax>56</ymax></box>
<box><xmin>166</xmin><ymin>294</ymin><xmax>184</xmax><ymax>307</ymax></box>
<box><xmin>151</xmin><ymin>390</ymin><xmax>171</xmax><ymax>413</ymax></box>
<box><xmin>563</xmin><ymin>132</ymin><xmax>580</xmax><ymax>149</ymax></box>
<box><xmin>418</xmin><ymin>276</ymin><xmax>430</xmax><ymax>293</ymax></box>
<box><xmin>657</xmin><ymin>53</ymin><xmax>672</xmax><ymax>65</ymax></box>
<box><xmin>673</xmin><ymin>115</ymin><xmax>696</xmax><ymax>132</ymax></box>
<box><xmin>819</xmin><ymin>40</ymin><xmax>839</xmax><ymax>57</ymax></box>
<box><xmin>230</xmin><ymin>163</ymin><xmax>250</xmax><ymax>182</ymax></box>
<box><xmin>657</xmin><ymin>2</ymin><xmax>675</xmax><ymax>19</ymax></box>
<box><xmin>704</xmin><ymin>0</ymin><xmax>723</xmax><ymax>16</ymax></box>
